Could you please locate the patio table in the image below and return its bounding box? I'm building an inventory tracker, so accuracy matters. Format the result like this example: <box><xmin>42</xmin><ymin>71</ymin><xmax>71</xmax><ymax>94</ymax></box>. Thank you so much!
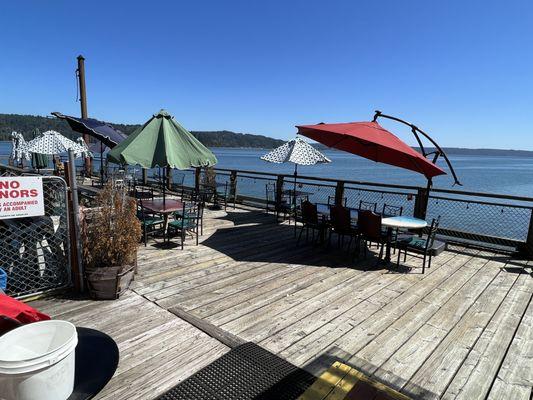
<box><xmin>142</xmin><ymin>198</ymin><xmax>184</xmax><ymax>214</ymax></box>
<box><xmin>141</xmin><ymin>198</ymin><xmax>184</xmax><ymax>238</ymax></box>
<box><xmin>282</xmin><ymin>189</ymin><xmax>313</xmax><ymax>207</ymax></box>
<box><xmin>282</xmin><ymin>189</ymin><xmax>312</xmax><ymax>197</ymax></box>
<box><xmin>381</xmin><ymin>216</ymin><xmax>427</xmax><ymax>262</ymax></box>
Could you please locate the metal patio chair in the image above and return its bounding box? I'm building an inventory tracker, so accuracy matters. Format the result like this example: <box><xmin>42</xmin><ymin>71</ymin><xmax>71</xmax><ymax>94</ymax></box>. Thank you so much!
<box><xmin>297</xmin><ymin>200</ymin><xmax>327</xmax><ymax>245</ymax></box>
<box><xmin>167</xmin><ymin>200</ymin><xmax>203</xmax><ymax>249</ymax></box>
<box><xmin>358</xmin><ymin>210</ymin><xmax>388</xmax><ymax>258</ymax></box>
<box><xmin>328</xmin><ymin>204</ymin><xmax>359</xmax><ymax>251</ymax></box>
<box><xmin>395</xmin><ymin>217</ymin><xmax>443</xmax><ymax>273</ymax></box>
<box><xmin>327</xmin><ymin>195</ymin><xmax>347</xmax><ymax>207</ymax></box>
<box><xmin>137</xmin><ymin>200</ymin><xmax>165</xmax><ymax>246</ymax></box>
<box><xmin>358</xmin><ymin>200</ymin><xmax>377</xmax><ymax>212</ymax></box>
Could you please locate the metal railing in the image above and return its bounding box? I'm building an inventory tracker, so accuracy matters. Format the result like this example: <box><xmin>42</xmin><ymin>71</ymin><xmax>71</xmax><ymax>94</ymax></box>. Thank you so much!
<box><xmin>9</xmin><ymin>159</ymin><xmax>531</xmax><ymax>256</ymax></box>
<box><xmin>201</xmin><ymin>168</ymin><xmax>533</xmax><ymax>255</ymax></box>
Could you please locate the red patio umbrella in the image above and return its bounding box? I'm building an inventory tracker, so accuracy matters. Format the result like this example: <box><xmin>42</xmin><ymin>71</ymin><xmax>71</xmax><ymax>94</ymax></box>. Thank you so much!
<box><xmin>296</xmin><ymin>120</ymin><xmax>446</xmax><ymax>180</ymax></box>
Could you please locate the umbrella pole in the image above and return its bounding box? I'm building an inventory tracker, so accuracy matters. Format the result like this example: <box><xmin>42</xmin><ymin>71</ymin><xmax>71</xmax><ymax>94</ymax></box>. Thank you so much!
<box><xmin>422</xmin><ymin>178</ymin><xmax>432</xmax><ymax>221</ymax></box>
<box><xmin>293</xmin><ymin>164</ymin><xmax>298</xmax><ymax>206</ymax></box>
<box><xmin>294</xmin><ymin>163</ymin><xmax>298</xmax><ymax>236</ymax></box>
<box><xmin>100</xmin><ymin>141</ymin><xmax>104</xmax><ymax>186</ymax></box>
<box><xmin>162</xmin><ymin>167</ymin><xmax>166</xmax><ymax>205</ymax></box>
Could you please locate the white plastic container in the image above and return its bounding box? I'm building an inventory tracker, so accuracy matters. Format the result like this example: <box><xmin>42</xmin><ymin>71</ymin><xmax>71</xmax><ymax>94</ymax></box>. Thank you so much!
<box><xmin>0</xmin><ymin>320</ymin><xmax>78</xmax><ymax>400</ymax></box>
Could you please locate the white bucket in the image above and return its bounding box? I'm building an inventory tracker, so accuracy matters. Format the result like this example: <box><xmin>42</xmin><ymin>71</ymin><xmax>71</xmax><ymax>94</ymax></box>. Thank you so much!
<box><xmin>0</xmin><ymin>320</ymin><xmax>78</xmax><ymax>400</ymax></box>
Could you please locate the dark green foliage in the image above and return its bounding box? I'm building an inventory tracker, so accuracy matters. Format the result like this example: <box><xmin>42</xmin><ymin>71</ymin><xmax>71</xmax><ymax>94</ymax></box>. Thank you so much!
<box><xmin>0</xmin><ymin>113</ymin><xmax>285</xmax><ymax>149</ymax></box>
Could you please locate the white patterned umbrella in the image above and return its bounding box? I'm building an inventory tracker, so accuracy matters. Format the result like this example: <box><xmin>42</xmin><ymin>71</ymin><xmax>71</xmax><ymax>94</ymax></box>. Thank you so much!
<box><xmin>25</xmin><ymin>130</ymin><xmax>92</xmax><ymax>158</ymax></box>
<box><xmin>261</xmin><ymin>137</ymin><xmax>330</xmax><ymax>166</ymax></box>
<box><xmin>10</xmin><ymin>131</ymin><xmax>30</xmax><ymax>161</ymax></box>
<box><xmin>261</xmin><ymin>137</ymin><xmax>331</xmax><ymax>204</ymax></box>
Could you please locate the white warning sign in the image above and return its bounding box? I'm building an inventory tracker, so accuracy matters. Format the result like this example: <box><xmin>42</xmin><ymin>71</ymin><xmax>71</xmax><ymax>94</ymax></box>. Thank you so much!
<box><xmin>0</xmin><ymin>176</ymin><xmax>45</xmax><ymax>219</ymax></box>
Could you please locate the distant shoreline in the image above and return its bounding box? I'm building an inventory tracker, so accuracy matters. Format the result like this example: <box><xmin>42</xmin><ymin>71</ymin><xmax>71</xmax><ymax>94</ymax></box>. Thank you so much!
<box><xmin>2</xmin><ymin>141</ymin><xmax>533</xmax><ymax>157</ymax></box>
<box><xmin>212</xmin><ymin>146</ymin><xmax>533</xmax><ymax>156</ymax></box>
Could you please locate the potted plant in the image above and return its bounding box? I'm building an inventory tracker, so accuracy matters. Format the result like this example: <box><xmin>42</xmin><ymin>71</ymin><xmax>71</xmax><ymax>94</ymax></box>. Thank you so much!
<box><xmin>82</xmin><ymin>182</ymin><xmax>141</xmax><ymax>300</ymax></box>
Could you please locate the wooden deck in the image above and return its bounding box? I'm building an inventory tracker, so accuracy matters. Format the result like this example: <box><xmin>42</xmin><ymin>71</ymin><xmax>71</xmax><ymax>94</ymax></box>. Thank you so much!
<box><xmin>31</xmin><ymin>205</ymin><xmax>533</xmax><ymax>400</ymax></box>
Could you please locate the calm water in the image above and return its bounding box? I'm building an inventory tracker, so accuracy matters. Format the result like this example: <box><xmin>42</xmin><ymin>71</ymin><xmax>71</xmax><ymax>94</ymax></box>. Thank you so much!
<box><xmin>2</xmin><ymin>141</ymin><xmax>533</xmax><ymax>197</ymax></box>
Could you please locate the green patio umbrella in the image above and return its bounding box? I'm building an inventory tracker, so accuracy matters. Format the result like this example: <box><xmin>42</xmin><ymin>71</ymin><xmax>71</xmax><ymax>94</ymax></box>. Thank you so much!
<box><xmin>108</xmin><ymin>110</ymin><xmax>217</xmax><ymax>168</ymax></box>
<box><xmin>107</xmin><ymin>110</ymin><xmax>217</xmax><ymax>200</ymax></box>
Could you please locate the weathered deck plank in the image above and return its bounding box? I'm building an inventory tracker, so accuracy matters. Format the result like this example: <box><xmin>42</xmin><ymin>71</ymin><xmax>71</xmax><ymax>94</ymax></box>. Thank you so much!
<box><xmin>442</xmin><ymin>270</ymin><xmax>533</xmax><ymax>400</ymax></box>
<box><xmin>400</xmin><ymin>263</ymin><xmax>522</xmax><ymax>399</ymax></box>
<box><xmin>28</xmin><ymin>205</ymin><xmax>532</xmax><ymax>399</ymax></box>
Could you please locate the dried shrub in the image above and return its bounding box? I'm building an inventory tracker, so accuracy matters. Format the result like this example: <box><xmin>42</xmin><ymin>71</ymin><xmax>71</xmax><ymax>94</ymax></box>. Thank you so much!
<box><xmin>82</xmin><ymin>182</ymin><xmax>141</xmax><ymax>269</ymax></box>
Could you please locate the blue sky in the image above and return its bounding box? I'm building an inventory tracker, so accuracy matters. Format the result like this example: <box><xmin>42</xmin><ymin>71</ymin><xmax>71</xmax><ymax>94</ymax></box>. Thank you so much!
<box><xmin>1</xmin><ymin>1</ymin><xmax>533</xmax><ymax>149</ymax></box>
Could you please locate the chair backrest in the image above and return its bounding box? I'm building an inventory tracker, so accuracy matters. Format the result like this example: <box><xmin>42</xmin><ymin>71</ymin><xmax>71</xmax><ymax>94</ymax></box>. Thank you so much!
<box><xmin>358</xmin><ymin>210</ymin><xmax>382</xmax><ymax>240</ymax></box>
<box><xmin>178</xmin><ymin>201</ymin><xmax>202</xmax><ymax>229</ymax></box>
<box><xmin>136</xmin><ymin>198</ymin><xmax>143</xmax><ymax>219</ymax></box>
<box><xmin>136</xmin><ymin>199</ymin><xmax>150</xmax><ymax>221</ymax></box>
<box><xmin>359</xmin><ymin>200</ymin><xmax>377</xmax><ymax>212</ymax></box>
<box><xmin>218</xmin><ymin>181</ymin><xmax>229</xmax><ymax>197</ymax></box>
<box><xmin>382</xmin><ymin>204</ymin><xmax>403</xmax><ymax>217</ymax></box>
<box><xmin>196</xmin><ymin>187</ymin><xmax>212</xmax><ymax>205</ymax></box>
<box><xmin>425</xmin><ymin>216</ymin><xmax>441</xmax><ymax>250</ymax></box>
<box><xmin>301</xmin><ymin>200</ymin><xmax>318</xmax><ymax>225</ymax></box>
<box><xmin>330</xmin><ymin>205</ymin><xmax>351</xmax><ymax>231</ymax></box>
<box><xmin>174</xmin><ymin>173</ymin><xmax>185</xmax><ymax>186</ymax></box>
<box><xmin>328</xmin><ymin>196</ymin><xmax>347</xmax><ymax>207</ymax></box>
<box><xmin>265</xmin><ymin>183</ymin><xmax>276</xmax><ymax>202</ymax></box>
<box><xmin>134</xmin><ymin>185</ymin><xmax>154</xmax><ymax>200</ymax></box>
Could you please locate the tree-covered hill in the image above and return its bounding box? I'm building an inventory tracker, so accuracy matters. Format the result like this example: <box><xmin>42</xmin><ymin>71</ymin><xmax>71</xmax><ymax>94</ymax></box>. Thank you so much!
<box><xmin>0</xmin><ymin>113</ymin><xmax>285</xmax><ymax>149</ymax></box>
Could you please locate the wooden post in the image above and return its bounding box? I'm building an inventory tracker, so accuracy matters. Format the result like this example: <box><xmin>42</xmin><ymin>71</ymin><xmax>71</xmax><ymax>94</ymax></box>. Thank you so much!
<box><xmin>63</xmin><ymin>160</ymin><xmax>78</xmax><ymax>291</ymax></box>
<box><xmin>335</xmin><ymin>181</ymin><xmax>345</xmax><ymax>206</ymax></box>
<box><xmin>68</xmin><ymin>150</ymin><xmax>84</xmax><ymax>292</ymax></box>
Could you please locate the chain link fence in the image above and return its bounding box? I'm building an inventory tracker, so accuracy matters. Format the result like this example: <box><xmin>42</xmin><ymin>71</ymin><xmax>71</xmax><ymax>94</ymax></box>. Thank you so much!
<box><xmin>343</xmin><ymin>185</ymin><xmax>417</xmax><ymax>216</ymax></box>
<box><xmin>0</xmin><ymin>176</ymin><xmax>71</xmax><ymax>298</ymax></box>
<box><xmin>426</xmin><ymin>194</ymin><xmax>533</xmax><ymax>246</ymax></box>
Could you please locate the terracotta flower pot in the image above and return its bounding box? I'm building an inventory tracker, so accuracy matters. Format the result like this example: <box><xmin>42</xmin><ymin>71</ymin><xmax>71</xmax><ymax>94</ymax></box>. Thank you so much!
<box><xmin>85</xmin><ymin>265</ymin><xmax>135</xmax><ymax>300</ymax></box>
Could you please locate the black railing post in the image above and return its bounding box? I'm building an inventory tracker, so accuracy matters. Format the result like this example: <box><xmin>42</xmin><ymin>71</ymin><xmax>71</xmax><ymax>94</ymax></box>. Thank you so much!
<box><xmin>276</xmin><ymin>175</ymin><xmax>284</xmax><ymax>206</ymax></box>
<box><xmin>230</xmin><ymin>170</ymin><xmax>237</xmax><ymax>204</ymax></box>
<box><xmin>414</xmin><ymin>187</ymin><xmax>429</xmax><ymax>219</ymax></box>
<box><xmin>142</xmin><ymin>168</ymin><xmax>147</xmax><ymax>185</ymax></box>
<box><xmin>335</xmin><ymin>181</ymin><xmax>345</xmax><ymax>206</ymax></box>
<box><xmin>521</xmin><ymin>211</ymin><xmax>533</xmax><ymax>258</ymax></box>
<box><xmin>195</xmin><ymin>167</ymin><xmax>201</xmax><ymax>192</ymax></box>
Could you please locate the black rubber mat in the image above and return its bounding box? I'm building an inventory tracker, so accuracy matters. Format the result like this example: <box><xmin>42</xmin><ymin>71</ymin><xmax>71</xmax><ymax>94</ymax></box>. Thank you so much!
<box><xmin>157</xmin><ymin>342</ymin><xmax>315</xmax><ymax>400</ymax></box>
<box><xmin>68</xmin><ymin>327</ymin><xmax>119</xmax><ymax>400</ymax></box>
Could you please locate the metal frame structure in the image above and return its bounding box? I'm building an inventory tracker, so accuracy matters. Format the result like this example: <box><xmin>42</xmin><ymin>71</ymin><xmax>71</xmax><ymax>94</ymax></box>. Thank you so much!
<box><xmin>0</xmin><ymin>174</ymin><xmax>72</xmax><ymax>298</ymax></box>
<box><xmin>372</xmin><ymin>110</ymin><xmax>461</xmax><ymax>186</ymax></box>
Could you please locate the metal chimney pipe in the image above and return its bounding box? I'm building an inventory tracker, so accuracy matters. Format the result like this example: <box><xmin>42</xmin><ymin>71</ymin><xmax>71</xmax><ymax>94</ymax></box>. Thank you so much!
<box><xmin>77</xmin><ymin>55</ymin><xmax>92</xmax><ymax>176</ymax></box>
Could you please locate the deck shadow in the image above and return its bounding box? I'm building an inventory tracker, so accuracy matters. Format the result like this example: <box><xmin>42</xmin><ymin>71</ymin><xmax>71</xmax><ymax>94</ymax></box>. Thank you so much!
<box><xmin>200</xmin><ymin>219</ymin><xmax>396</xmax><ymax>270</ymax></box>
<box><xmin>215</xmin><ymin>208</ymin><xmax>277</xmax><ymax>226</ymax></box>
